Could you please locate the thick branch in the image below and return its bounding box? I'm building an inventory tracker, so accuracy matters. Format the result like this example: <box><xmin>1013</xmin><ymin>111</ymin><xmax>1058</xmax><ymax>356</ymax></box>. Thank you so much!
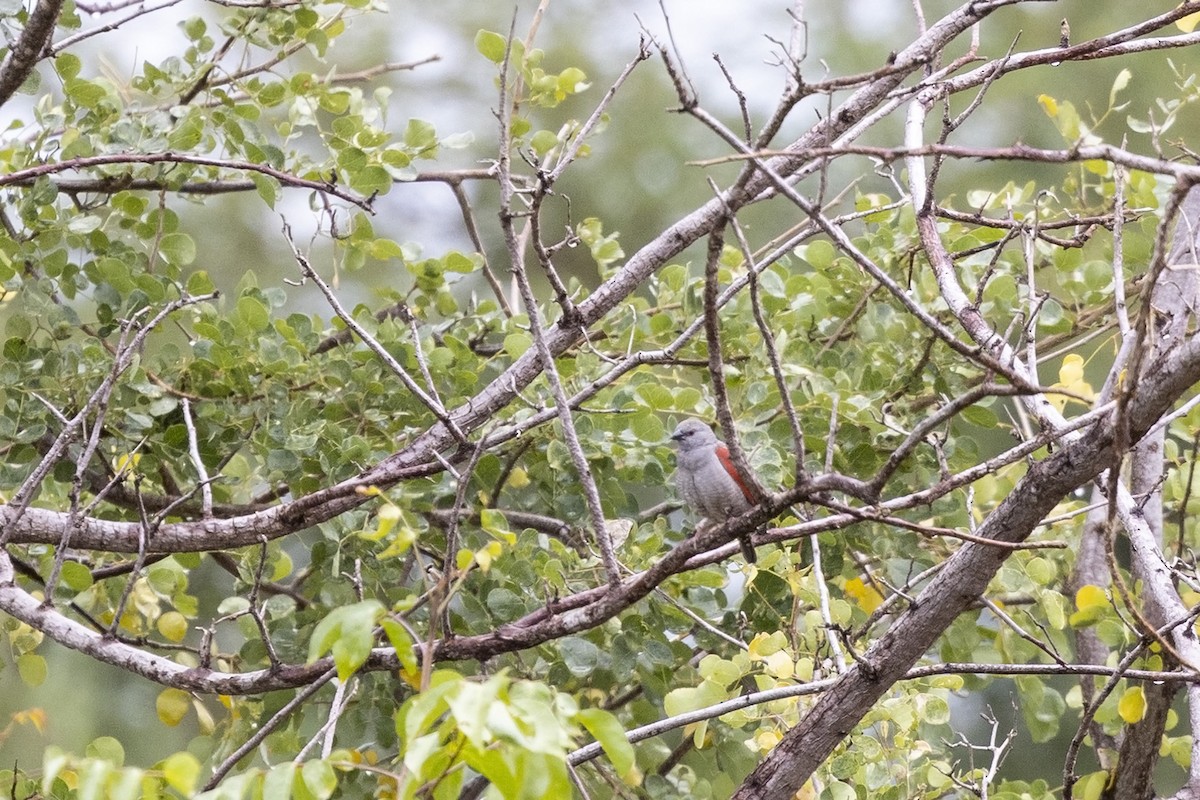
<box><xmin>0</xmin><ymin>0</ymin><xmax>63</xmax><ymax>108</ymax></box>
<box><xmin>732</xmin><ymin>333</ymin><xmax>1200</xmax><ymax>799</ymax></box>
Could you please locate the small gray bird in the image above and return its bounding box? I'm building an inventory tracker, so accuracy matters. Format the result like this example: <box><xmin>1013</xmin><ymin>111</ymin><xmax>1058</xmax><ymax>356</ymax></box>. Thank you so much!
<box><xmin>670</xmin><ymin>418</ymin><xmax>758</xmax><ymax>562</ymax></box>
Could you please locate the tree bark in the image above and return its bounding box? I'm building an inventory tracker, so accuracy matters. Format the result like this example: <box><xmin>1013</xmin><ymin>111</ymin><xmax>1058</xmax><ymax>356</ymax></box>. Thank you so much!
<box><xmin>732</xmin><ymin>333</ymin><xmax>1200</xmax><ymax>799</ymax></box>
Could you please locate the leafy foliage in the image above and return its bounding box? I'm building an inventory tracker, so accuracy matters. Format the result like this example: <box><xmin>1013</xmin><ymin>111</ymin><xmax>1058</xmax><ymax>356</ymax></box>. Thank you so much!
<box><xmin>4</xmin><ymin>2</ymin><xmax>1200</xmax><ymax>800</ymax></box>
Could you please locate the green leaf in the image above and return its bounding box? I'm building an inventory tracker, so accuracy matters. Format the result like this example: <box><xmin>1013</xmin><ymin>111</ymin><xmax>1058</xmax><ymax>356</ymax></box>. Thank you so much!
<box><xmin>237</xmin><ymin>295</ymin><xmax>270</xmax><ymax>332</ymax></box>
<box><xmin>444</xmin><ymin>250</ymin><xmax>478</xmax><ymax>273</ymax></box>
<box><xmin>559</xmin><ymin>637</ymin><xmax>600</xmax><ymax>676</ymax></box>
<box><xmin>698</xmin><ymin>654</ymin><xmax>743</xmax><ymax>687</ymax></box>
<box><xmin>186</xmin><ymin>270</ymin><xmax>215</xmax><ymax>296</ymax></box>
<box><xmin>60</xmin><ymin>560</ymin><xmax>94</xmax><ymax>592</ymax></box>
<box><xmin>67</xmin><ymin>215</ymin><xmax>101</xmax><ymax>234</ymax></box>
<box><xmin>55</xmin><ymin>52</ymin><xmax>81</xmax><ymax>80</ymax></box>
<box><xmin>308</xmin><ymin>599</ymin><xmax>384</xmax><ymax>680</ymax></box>
<box><xmin>262</xmin><ymin>762</ymin><xmax>297</xmax><ymax>800</ymax></box>
<box><xmin>168</xmin><ymin>115</ymin><xmax>203</xmax><ymax>150</ymax></box>
<box><xmin>556</xmin><ymin>67</ymin><xmax>589</xmax><ymax>95</ymax></box>
<box><xmin>1025</xmin><ymin>557</ymin><xmax>1055</xmax><ymax>585</ymax></box>
<box><xmin>17</xmin><ymin>653</ymin><xmax>47</xmax><ymax>687</ymax></box>
<box><xmin>300</xmin><ymin>760</ymin><xmax>337</xmax><ymax>800</ymax></box>
<box><xmin>250</xmin><ymin>173</ymin><xmax>279</xmax><ymax>208</ymax></box>
<box><xmin>1075</xmin><ymin>770</ymin><xmax>1108</xmax><ymax>800</ymax></box>
<box><xmin>629</xmin><ymin>412</ymin><xmax>664</xmax><ymax>442</ymax></box>
<box><xmin>349</xmin><ymin>165</ymin><xmax>392</xmax><ymax>196</ymax></box>
<box><xmin>663</xmin><ymin>678</ymin><xmax>728</xmax><ymax>717</ymax></box>
<box><xmin>530</xmin><ymin>129</ymin><xmax>559</xmax><ymax>155</ymax></box>
<box><xmin>181</xmin><ymin>15</ymin><xmax>206</xmax><ymax>40</ymax></box>
<box><xmin>258</xmin><ymin>82</ymin><xmax>287</xmax><ymax>107</ymax></box>
<box><xmin>1022</xmin><ymin>682</ymin><xmax>1065</xmax><ymax>743</ymax></box>
<box><xmin>160</xmin><ymin>752</ymin><xmax>201</xmax><ymax>796</ymax></box>
<box><xmin>576</xmin><ymin>708</ymin><xmax>634</xmax><ymax>776</ymax></box>
<box><xmin>961</xmin><ymin>403</ymin><xmax>998</xmax><ymax>428</ymax></box>
<box><xmin>404</xmin><ymin>118</ymin><xmax>438</xmax><ymax>153</ymax></box>
<box><xmin>380</xmin><ymin>618</ymin><xmax>417</xmax><ymax>673</ymax></box>
<box><xmin>159</xmin><ymin>232</ymin><xmax>196</xmax><ymax>266</ymax></box>
<box><xmin>475</xmin><ymin>30</ymin><xmax>508</xmax><ymax>63</ymax></box>
<box><xmin>65</xmin><ymin>78</ymin><xmax>107</xmax><ymax>108</ymax></box>
<box><xmin>802</xmin><ymin>239</ymin><xmax>835</xmax><ymax>269</ymax></box>
<box><xmin>503</xmin><ymin>332</ymin><xmax>531</xmax><ymax>358</ymax></box>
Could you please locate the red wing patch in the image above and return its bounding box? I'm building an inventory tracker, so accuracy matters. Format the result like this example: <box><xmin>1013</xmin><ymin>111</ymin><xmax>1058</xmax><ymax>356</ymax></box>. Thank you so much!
<box><xmin>715</xmin><ymin>443</ymin><xmax>755</xmax><ymax>503</ymax></box>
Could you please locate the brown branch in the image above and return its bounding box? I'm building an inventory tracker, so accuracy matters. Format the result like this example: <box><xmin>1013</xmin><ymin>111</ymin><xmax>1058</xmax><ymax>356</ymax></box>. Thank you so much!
<box><xmin>0</xmin><ymin>153</ymin><xmax>374</xmax><ymax>211</ymax></box>
<box><xmin>47</xmin><ymin>0</ymin><xmax>182</xmax><ymax>56</ymax></box>
<box><xmin>571</xmin><ymin>659</ymin><xmax>1200</xmax><ymax>769</ymax></box>
<box><xmin>732</xmin><ymin>333</ymin><xmax>1200</xmax><ymax>798</ymax></box>
<box><xmin>0</xmin><ymin>0</ymin><xmax>64</xmax><ymax>108</ymax></box>
<box><xmin>694</xmin><ymin>142</ymin><xmax>1200</xmax><ymax>183</ymax></box>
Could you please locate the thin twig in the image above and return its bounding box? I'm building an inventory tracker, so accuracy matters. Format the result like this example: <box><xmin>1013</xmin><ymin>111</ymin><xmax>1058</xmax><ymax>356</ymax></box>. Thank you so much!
<box><xmin>282</xmin><ymin>221</ymin><xmax>465</xmax><ymax>444</ymax></box>
<box><xmin>204</xmin><ymin>669</ymin><xmax>337</xmax><ymax>790</ymax></box>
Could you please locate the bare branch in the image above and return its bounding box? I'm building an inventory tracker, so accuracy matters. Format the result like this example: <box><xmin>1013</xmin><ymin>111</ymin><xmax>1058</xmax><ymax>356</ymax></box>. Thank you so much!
<box><xmin>493</xmin><ymin>26</ymin><xmax>620</xmax><ymax>585</ymax></box>
<box><xmin>0</xmin><ymin>0</ymin><xmax>64</xmax><ymax>109</ymax></box>
<box><xmin>571</xmin><ymin>658</ymin><xmax>1200</xmax><ymax>770</ymax></box>
<box><xmin>0</xmin><ymin>153</ymin><xmax>374</xmax><ymax>210</ymax></box>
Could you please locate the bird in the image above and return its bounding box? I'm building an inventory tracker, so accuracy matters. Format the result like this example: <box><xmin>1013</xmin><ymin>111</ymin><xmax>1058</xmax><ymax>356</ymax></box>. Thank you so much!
<box><xmin>670</xmin><ymin>418</ymin><xmax>759</xmax><ymax>562</ymax></box>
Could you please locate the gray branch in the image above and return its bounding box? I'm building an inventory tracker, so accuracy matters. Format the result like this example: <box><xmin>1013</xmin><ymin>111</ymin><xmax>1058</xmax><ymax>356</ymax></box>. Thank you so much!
<box><xmin>0</xmin><ymin>0</ymin><xmax>63</xmax><ymax>108</ymax></box>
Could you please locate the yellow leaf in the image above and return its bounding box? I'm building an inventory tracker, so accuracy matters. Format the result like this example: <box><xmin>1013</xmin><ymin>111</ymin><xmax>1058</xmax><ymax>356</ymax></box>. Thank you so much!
<box><xmin>375</xmin><ymin>525</ymin><xmax>417</xmax><ymax>559</ymax></box>
<box><xmin>507</xmin><ymin>466</ymin><xmax>531</xmax><ymax>488</ymax></box>
<box><xmin>748</xmin><ymin>632</ymin><xmax>786</xmax><ymax>659</ymax></box>
<box><xmin>762</xmin><ymin>651</ymin><xmax>794</xmax><ymax>679</ymax></box>
<box><xmin>455</xmin><ymin>548</ymin><xmax>473</xmax><ymax>571</ymax></box>
<box><xmin>156</xmin><ymin>611</ymin><xmax>188</xmax><ymax>643</ymax></box>
<box><xmin>14</xmin><ymin>708</ymin><xmax>47</xmax><ymax>733</ymax></box>
<box><xmin>161</xmin><ymin>752</ymin><xmax>201</xmax><ymax>795</ymax></box>
<box><xmin>1118</xmin><ymin>686</ymin><xmax>1147</xmax><ymax>724</ymax></box>
<box><xmin>1075</xmin><ymin>770</ymin><xmax>1108</xmax><ymax>800</ymax></box>
<box><xmin>1038</xmin><ymin>94</ymin><xmax>1059</xmax><ymax>116</ymax></box>
<box><xmin>398</xmin><ymin>666</ymin><xmax>422</xmax><ymax>688</ymax></box>
<box><xmin>156</xmin><ymin>688</ymin><xmax>191</xmax><ymax>727</ymax></box>
<box><xmin>359</xmin><ymin>502</ymin><xmax>401</xmax><ymax>542</ymax></box>
<box><xmin>113</xmin><ymin>452</ymin><xmax>141</xmax><ymax>475</ymax></box>
<box><xmin>1075</xmin><ymin>584</ymin><xmax>1108</xmax><ymax>610</ymax></box>
<box><xmin>1070</xmin><ymin>585</ymin><xmax>1109</xmax><ymax>628</ymax></box>
<box><xmin>193</xmin><ymin>699</ymin><xmax>216</xmax><ymax>735</ymax></box>
<box><xmin>795</xmin><ymin>779</ymin><xmax>818</xmax><ymax>800</ymax></box>
<box><xmin>475</xmin><ymin>546</ymin><xmax>493</xmax><ymax>573</ymax></box>
<box><xmin>691</xmin><ymin>719</ymin><xmax>709</xmax><ymax>748</ymax></box>
<box><xmin>271</xmin><ymin>551</ymin><xmax>293</xmax><ymax>581</ymax></box>
<box><xmin>1051</xmin><ymin>354</ymin><xmax>1095</xmax><ymax>408</ymax></box>
<box><xmin>754</xmin><ymin>730</ymin><xmax>781</xmax><ymax>753</ymax></box>
<box><xmin>1178</xmin><ymin>5</ymin><xmax>1200</xmax><ymax>32</ymax></box>
<box><xmin>844</xmin><ymin>577</ymin><xmax>884</xmax><ymax>613</ymax></box>
<box><xmin>1059</xmin><ymin>354</ymin><xmax>1084</xmax><ymax>384</ymax></box>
